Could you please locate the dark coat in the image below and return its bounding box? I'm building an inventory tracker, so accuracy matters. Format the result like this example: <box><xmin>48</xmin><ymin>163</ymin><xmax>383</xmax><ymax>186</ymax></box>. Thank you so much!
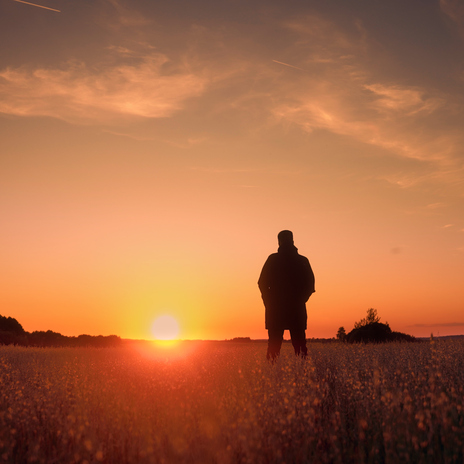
<box><xmin>258</xmin><ymin>244</ymin><xmax>315</xmax><ymax>330</ymax></box>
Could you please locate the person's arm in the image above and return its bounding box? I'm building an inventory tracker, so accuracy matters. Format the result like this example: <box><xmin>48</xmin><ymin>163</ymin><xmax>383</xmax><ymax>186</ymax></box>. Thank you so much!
<box><xmin>258</xmin><ymin>257</ymin><xmax>272</xmax><ymax>306</ymax></box>
<box><xmin>303</xmin><ymin>259</ymin><xmax>315</xmax><ymax>301</ymax></box>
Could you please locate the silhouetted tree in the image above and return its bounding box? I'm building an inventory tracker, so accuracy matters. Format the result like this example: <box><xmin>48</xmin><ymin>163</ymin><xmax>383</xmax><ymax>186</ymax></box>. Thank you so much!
<box><xmin>354</xmin><ymin>308</ymin><xmax>381</xmax><ymax>329</ymax></box>
<box><xmin>0</xmin><ymin>314</ymin><xmax>27</xmax><ymax>345</ymax></box>
<box><xmin>336</xmin><ymin>327</ymin><xmax>346</xmax><ymax>342</ymax></box>
<box><xmin>0</xmin><ymin>314</ymin><xmax>25</xmax><ymax>335</ymax></box>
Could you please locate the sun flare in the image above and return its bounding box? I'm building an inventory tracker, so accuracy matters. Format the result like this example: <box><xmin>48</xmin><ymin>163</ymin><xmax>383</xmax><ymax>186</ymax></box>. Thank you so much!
<box><xmin>152</xmin><ymin>315</ymin><xmax>180</xmax><ymax>340</ymax></box>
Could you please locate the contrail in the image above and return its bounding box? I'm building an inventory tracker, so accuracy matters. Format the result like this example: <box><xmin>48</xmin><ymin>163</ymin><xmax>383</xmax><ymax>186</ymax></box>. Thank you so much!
<box><xmin>272</xmin><ymin>60</ymin><xmax>304</xmax><ymax>71</ymax></box>
<box><xmin>14</xmin><ymin>0</ymin><xmax>61</xmax><ymax>12</ymax></box>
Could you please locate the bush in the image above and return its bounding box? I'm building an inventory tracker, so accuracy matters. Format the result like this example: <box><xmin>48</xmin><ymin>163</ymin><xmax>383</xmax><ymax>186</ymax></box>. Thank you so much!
<box><xmin>347</xmin><ymin>322</ymin><xmax>416</xmax><ymax>344</ymax></box>
<box><xmin>347</xmin><ymin>321</ymin><xmax>392</xmax><ymax>343</ymax></box>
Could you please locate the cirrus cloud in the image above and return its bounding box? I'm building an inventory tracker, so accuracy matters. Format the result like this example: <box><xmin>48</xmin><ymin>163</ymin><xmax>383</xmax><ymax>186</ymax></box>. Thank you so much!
<box><xmin>267</xmin><ymin>14</ymin><xmax>464</xmax><ymax>185</ymax></box>
<box><xmin>0</xmin><ymin>52</ymin><xmax>208</xmax><ymax>124</ymax></box>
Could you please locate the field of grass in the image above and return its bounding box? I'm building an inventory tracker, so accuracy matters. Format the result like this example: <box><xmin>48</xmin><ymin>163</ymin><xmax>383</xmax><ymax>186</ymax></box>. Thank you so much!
<box><xmin>1</xmin><ymin>340</ymin><xmax>464</xmax><ymax>463</ymax></box>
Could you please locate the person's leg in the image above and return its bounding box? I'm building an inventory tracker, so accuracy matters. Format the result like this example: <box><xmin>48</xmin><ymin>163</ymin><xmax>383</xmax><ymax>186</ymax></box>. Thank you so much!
<box><xmin>267</xmin><ymin>328</ymin><xmax>284</xmax><ymax>361</ymax></box>
<box><xmin>290</xmin><ymin>328</ymin><xmax>308</xmax><ymax>357</ymax></box>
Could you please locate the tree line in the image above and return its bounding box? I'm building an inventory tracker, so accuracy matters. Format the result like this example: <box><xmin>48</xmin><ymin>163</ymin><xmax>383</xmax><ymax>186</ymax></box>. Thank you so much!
<box><xmin>0</xmin><ymin>314</ymin><xmax>123</xmax><ymax>348</ymax></box>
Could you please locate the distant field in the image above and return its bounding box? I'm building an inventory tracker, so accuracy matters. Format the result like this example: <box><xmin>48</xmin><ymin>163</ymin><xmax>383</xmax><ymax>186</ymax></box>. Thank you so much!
<box><xmin>1</xmin><ymin>341</ymin><xmax>464</xmax><ymax>463</ymax></box>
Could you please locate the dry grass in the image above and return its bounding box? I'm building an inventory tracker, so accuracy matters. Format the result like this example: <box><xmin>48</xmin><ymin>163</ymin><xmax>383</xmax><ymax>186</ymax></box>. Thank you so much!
<box><xmin>1</xmin><ymin>340</ymin><xmax>464</xmax><ymax>463</ymax></box>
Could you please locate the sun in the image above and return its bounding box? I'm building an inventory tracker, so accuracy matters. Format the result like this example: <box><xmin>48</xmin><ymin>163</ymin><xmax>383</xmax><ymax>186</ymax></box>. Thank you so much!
<box><xmin>152</xmin><ymin>315</ymin><xmax>180</xmax><ymax>340</ymax></box>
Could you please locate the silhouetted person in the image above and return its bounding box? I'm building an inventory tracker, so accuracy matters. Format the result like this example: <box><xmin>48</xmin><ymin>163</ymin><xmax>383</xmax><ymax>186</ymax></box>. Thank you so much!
<box><xmin>258</xmin><ymin>230</ymin><xmax>315</xmax><ymax>360</ymax></box>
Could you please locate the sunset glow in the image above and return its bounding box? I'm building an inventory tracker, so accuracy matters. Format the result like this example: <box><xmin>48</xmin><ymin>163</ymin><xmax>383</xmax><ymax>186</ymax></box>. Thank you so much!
<box><xmin>152</xmin><ymin>315</ymin><xmax>180</xmax><ymax>341</ymax></box>
<box><xmin>1</xmin><ymin>0</ymin><xmax>464</xmax><ymax>340</ymax></box>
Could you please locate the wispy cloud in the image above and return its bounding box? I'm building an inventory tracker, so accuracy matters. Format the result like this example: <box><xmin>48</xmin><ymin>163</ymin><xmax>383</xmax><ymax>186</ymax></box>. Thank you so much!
<box><xmin>14</xmin><ymin>0</ymin><xmax>60</xmax><ymax>12</ymax></box>
<box><xmin>408</xmin><ymin>322</ymin><xmax>464</xmax><ymax>328</ymax></box>
<box><xmin>188</xmin><ymin>166</ymin><xmax>304</xmax><ymax>183</ymax></box>
<box><xmin>265</xmin><ymin>14</ymin><xmax>464</xmax><ymax>188</ymax></box>
<box><xmin>0</xmin><ymin>52</ymin><xmax>208</xmax><ymax>123</ymax></box>
<box><xmin>165</xmin><ymin>137</ymin><xmax>210</xmax><ymax>149</ymax></box>
<box><xmin>427</xmin><ymin>202</ymin><xmax>446</xmax><ymax>209</ymax></box>
<box><xmin>272</xmin><ymin>60</ymin><xmax>304</xmax><ymax>71</ymax></box>
<box><xmin>190</xmin><ymin>166</ymin><xmax>270</xmax><ymax>174</ymax></box>
<box><xmin>440</xmin><ymin>0</ymin><xmax>464</xmax><ymax>37</ymax></box>
<box><xmin>2</xmin><ymin>5</ymin><xmax>464</xmax><ymax>192</ymax></box>
<box><xmin>273</xmin><ymin>83</ymin><xmax>452</xmax><ymax>163</ymax></box>
<box><xmin>364</xmin><ymin>84</ymin><xmax>444</xmax><ymax>116</ymax></box>
<box><xmin>103</xmin><ymin>0</ymin><xmax>151</xmax><ymax>29</ymax></box>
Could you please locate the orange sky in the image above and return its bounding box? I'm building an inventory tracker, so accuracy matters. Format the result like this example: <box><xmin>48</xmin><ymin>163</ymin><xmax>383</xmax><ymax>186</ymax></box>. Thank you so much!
<box><xmin>1</xmin><ymin>0</ymin><xmax>464</xmax><ymax>340</ymax></box>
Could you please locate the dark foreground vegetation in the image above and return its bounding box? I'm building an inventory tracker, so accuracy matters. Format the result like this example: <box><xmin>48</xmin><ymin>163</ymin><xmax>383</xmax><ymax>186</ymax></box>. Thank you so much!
<box><xmin>0</xmin><ymin>314</ymin><xmax>122</xmax><ymax>348</ymax></box>
<box><xmin>1</xmin><ymin>341</ymin><xmax>464</xmax><ymax>463</ymax></box>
